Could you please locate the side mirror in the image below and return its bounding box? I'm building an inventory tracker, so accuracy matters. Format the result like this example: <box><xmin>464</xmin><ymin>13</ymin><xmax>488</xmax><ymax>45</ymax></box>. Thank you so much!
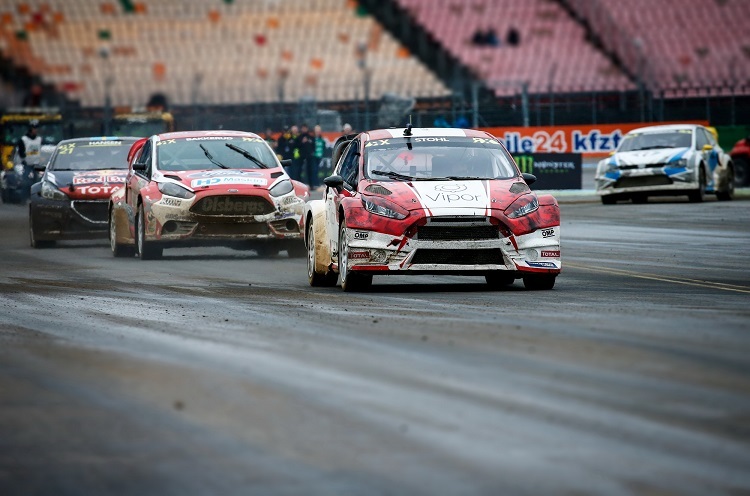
<box><xmin>280</xmin><ymin>159</ymin><xmax>292</xmax><ymax>167</ymax></box>
<box><xmin>522</xmin><ymin>173</ymin><xmax>537</xmax><ymax>185</ymax></box>
<box><xmin>323</xmin><ymin>174</ymin><xmax>345</xmax><ymax>189</ymax></box>
<box><xmin>132</xmin><ymin>162</ymin><xmax>146</xmax><ymax>171</ymax></box>
<box><xmin>702</xmin><ymin>144</ymin><xmax>713</xmax><ymax>152</ymax></box>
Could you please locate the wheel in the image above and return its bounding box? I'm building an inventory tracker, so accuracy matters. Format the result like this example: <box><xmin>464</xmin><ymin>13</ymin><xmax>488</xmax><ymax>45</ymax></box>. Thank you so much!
<box><xmin>307</xmin><ymin>221</ymin><xmax>337</xmax><ymax>287</ymax></box>
<box><xmin>338</xmin><ymin>220</ymin><xmax>372</xmax><ymax>292</ymax></box>
<box><xmin>136</xmin><ymin>203</ymin><xmax>163</xmax><ymax>260</ymax></box>
<box><xmin>734</xmin><ymin>157</ymin><xmax>749</xmax><ymax>187</ymax></box>
<box><xmin>110</xmin><ymin>208</ymin><xmax>134</xmax><ymax>257</ymax></box>
<box><xmin>29</xmin><ymin>208</ymin><xmax>55</xmax><ymax>248</ymax></box>
<box><xmin>716</xmin><ymin>165</ymin><xmax>734</xmax><ymax>201</ymax></box>
<box><xmin>286</xmin><ymin>241</ymin><xmax>307</xmax><ymax>258</ymax></box>
<box><xmin>485</xmin><ymin>272</ymin><xmax>515</xmax><ymax>290</ymax></box>
<box><xmin>523</xmin><ymin>274</ymin><xmax>556</xmax><ymax>290</ymax></box>
<box><xmin>688</xmin><ymin>165</ymin><xmax>706</xmax><ymax>203</ymax></box>
<box><xmin>601</xmin><ymin>195</ymin><xmax>617</xmax><ymax>205</ymax></box>
<box><xmin>631</xmin><ymin>194</ymin><xmax>648</xmax><ymax>204</ymax></box>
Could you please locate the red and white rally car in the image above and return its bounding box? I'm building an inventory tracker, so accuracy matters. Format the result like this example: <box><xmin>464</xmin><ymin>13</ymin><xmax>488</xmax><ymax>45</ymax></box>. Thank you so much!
<box><xmin>109</xmin><ymin>130</ymin><xmax>309</xmax><ymax>259</ymax></box>
<box><xmin>304</xmin><ymin>127</ymin><xmax>561</xmax><ymax>291</ymax></box>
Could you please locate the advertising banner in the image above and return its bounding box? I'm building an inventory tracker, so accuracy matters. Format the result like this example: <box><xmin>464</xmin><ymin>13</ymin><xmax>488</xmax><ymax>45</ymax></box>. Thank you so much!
<box><xmin>512</xmin><ymin>153</ymin><xmax>582</xmax><ymax>190</ymax></box>
<box><xmin>483</xmin><ymin>121</ymin><xmax>707</xmax><ymax>157</ymax></box>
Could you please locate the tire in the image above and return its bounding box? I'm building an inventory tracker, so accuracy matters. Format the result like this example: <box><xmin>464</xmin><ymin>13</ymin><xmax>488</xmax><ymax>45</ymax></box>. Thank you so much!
<box><xmin>136</xmin><ymin>203</ymin><xmax>163</xmax><ymax>260</ymax></box>
<box><xmin>485</xmin><ymin>272</ymin><xmax>515</xmax><ymax>290</ymax></box>
<box><xmin>338</xmin><ymin>220</ymin><xmax>372</xmax><ymax>292</ymax></box>
<box><xmin>688</xmin><ymin>165</ymin><xmax>706</xmax><ymax>203</ymax></box>
<box><xmin>716</xmin><ymin>165</ymin><xmax>734</xmax><ymax>201</ymax></box>
<box><xmin>286</xmin><ymin>241</ymin><xmax>307</xmax><ymax>258</ymax></box>
<box><xmin>110</xmin><ymin>208</ymin><xmax>134</xmax><ymax>257</ymax></box>
<box><xmin>307</xmin><ymin>221</ymin><xmax>337</xmax><ymax>287</ymax></box>
<box><xmin>734</xmin><ymin>157</ymin><xmax>749</xmax><ymax>187</ymax></box>
<box><xmin>601</xmin><ymin>195</ymin><xmax>617</xmax><ymax>205</ymax></box>
<box><xmin>523</xmin><ymin>274</ymin><xmax>556</xmax><ymax>290</ymax></box>
<box><xmin>29</xmin><ymin>208</ymin><xmax>55</xmax><ymax>248</ymax></box>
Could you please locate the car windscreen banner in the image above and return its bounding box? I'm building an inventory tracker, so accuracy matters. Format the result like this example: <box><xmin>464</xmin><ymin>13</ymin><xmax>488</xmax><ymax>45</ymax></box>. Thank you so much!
<box><xmin>512</xmin><ymin>153</ymin><xmax>582</xmax><ymax>190</ymax></box>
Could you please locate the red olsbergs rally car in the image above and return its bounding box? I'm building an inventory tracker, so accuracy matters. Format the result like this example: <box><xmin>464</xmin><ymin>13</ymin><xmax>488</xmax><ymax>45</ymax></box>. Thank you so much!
<box><xmin>109</xmin><ymin>130</ymin><xmax>309</xmax><ymax>259</ymax></box>
<box><xmin>304</xmin><ymin>127</ymin><xmax>561</xmax><ymax>291</ymax></box>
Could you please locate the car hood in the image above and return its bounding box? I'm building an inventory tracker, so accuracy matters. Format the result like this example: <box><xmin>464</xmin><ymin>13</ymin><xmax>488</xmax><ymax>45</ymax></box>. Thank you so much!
<box><xmin>364</xmin><ymin>179</ymin><xmax>528</xmax><ymax>213</ymax></box>
<box><xmin>47</xmin><ymin>169</ymin><xmax>128</xmax><ymax>200</ymax></box>
<box><xmin>613</xmin><ymin>147</ymin><xmax>691</xmax><ymax>167</ymax></box>
<box><xmin>154</xmin><ymin>168</ymin><xmax>286</xmax><ymax>192</ymax></box>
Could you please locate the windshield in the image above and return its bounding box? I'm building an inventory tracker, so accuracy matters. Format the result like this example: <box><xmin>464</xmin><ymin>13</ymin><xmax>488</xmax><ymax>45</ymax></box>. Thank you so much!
<box><xmin>364</xmin><ymin>136</ymin><xmax>518</xmax><ymax>180</ymax></box>
<box><xmin>618</xmin><ymin>130</ymin><xmax>693</xmax><ymax>152</ymax></box>
<box><xmin>50</xmin><ymin>140</ymin><xmax>136</xmax><ymax>170</ymax></box>
<box><xmin>156</xmin><ymin>137</ymin><xmax>278</xmax><ymax>171</ymax></box>
<box><xmin>2</xmin><ymin>120</ymin><xmax>63</xmax><ymax>145</ymax></box>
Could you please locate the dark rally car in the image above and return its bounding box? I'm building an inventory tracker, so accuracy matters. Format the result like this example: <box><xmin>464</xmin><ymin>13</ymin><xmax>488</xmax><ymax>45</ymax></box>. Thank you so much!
<box><xmin>29</xmin><ymin>136</ymin><xmax>138</xmax><ymax>248</ymax></box>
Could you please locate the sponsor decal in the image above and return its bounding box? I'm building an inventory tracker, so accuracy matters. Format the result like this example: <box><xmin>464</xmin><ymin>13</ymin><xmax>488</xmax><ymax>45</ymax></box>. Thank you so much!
<box><xmin>541</xmin><ymin>228</ymin><xmax>555</xmax><ymax>238</ymax></box>
<box><xmin>72</xmin><ymin>171</ymin><xmax>127</xmax><ymax>185</ymax></box>
<box><xmin>157</xmin><ymin>139</ymin><xmax>177</xmax><ymax>146</ymax></box>
<box><xmin>527</xmin><ymin>261</ymin><xmax>557</xmax><ymax>268</ymax></box>
<box><xmin>188</xmin><ymin>170</ymin><xmax>263</xmax><ymax>178</ymax></box>
<box><xmin>411</xmin><ymin>180</ymin><xmax>488</xmax><ymax>209</ymax></box>
<box><xmin>541</xmin><ymin>250</ymin><xmax>560</xmax><ymax>258</ymax></box>
<box><xmin>161</xmin><ymin>198</ymin><xmax>182</xmax><ymax>207</ymax></box>
<box><xmin>414</xmin><ymin>137</ymin><xmax>449</xmax><ymax>142</ymax></box>
<box><xmin>190</xmin><ymin>176</ymin><xmax>267</xmax><ymax>188</ymax></box>
<box><xmin>196</xmin><ymin>196</ymin><xmax>270</xmax><ymax>215</ymax></box>
<box><xmin>241</xmin><ymin>137</ymin><xmax>265</xmax><ymax>143</ymax></box>
<box><xmin>434</xmin><ymin>184</ymin><xmax>468</xmax><ymax>193</ymax></box>
<box><xmin>349</xmin><ymin>250</ymin><xmax>370</xmax><ymax>260</ymax></box>
<box><xmin>185</xmin><ymin>136</ymin><xmax>234</xmax><ymax>141</ymax></box>
<box><xmin>354</xmin><ymin>231</ymin><xmax>369</xmax><ymax>239</ymax></box>
<box><xmin>86</xmin><ymin>141</ymin><xmax>122</xmax><ymax>146</ymax></box>
<box><xmin>76</xmin><ymin>185</ymin><xmax>121</xmax><ymax>194</ymax></box>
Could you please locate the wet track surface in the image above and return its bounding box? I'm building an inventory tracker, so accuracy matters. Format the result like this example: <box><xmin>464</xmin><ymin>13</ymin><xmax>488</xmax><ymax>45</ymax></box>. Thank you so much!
<box><xmin>1</xmin><ymin>196</ymin><xmax>750</xmax><ymax>495</ymax></box>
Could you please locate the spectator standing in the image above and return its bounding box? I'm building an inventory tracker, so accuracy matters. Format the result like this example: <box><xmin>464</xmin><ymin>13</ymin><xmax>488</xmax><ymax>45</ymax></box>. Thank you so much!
<box><xmin>311</xmin><ymin>125</ymin><xmax>326</xmax><ymax>188</ymax></box>
<box><xmin>342</xmin><ymin>123</ymin><xmax>353</xmax><ymax>135</ymax></box>
<box><xmin>298</xmin><ymin>123</ymin><xmax>315</xmax><ymax>186</ymax></box>
<box><xmin>288</xmin><ymin>125</ymin><xmax>302</xmax><ymax>181</ymax></box>
<box><xmin>17</xmin><ymin>122</ymin><xmax>42</xmax><ymax>200</ymax></box>
<box><xmin>261</xmin><ymin>127</ymin><xmax>276</xmax><ymax>150</ymax></box>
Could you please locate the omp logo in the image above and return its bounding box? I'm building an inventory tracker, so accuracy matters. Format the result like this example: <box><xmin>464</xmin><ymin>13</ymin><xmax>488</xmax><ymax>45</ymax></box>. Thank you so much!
<box><xmin>354</xmin><ymin>231</ymin><xmax>369</xmax><ymax>239</ymax></box>
<box><xmin>434</xmin><ymin>184</ymin><xmax>467</xmax><ymax>193</ymax></box>
<box><xmin>541</xmin><ymin>228</ymin><xmax>555</xmax><ymax>238</ymax></box>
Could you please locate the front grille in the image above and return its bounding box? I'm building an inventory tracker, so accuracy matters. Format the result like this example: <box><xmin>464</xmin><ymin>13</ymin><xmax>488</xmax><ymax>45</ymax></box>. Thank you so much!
<box><xmin>616</xmin><ymin>176</ymin><xmax>672</xmax><ymax>188</ymax></box>
<box><xmin>195</xmin><ymin>222</ymin><xmax>270</xmax><ymax>236</ymax></box>
<box><xmin>71</xmin><ymin>200</ymin><xmax>108</xmax><ymax>223</ymax></box>
<box><xmin>418</xmin><ymin>225</ymin><xmax>499</xmax><ymax>241</ymax></box>
<box><xmin>411</xmin><ymin>248</ymin><xmax>504</xmax><ymax>265</ymax></box>
<box><xmin>191</xmin><ymin>196</ymin><xmax>275</xmax><ymax>216</ymax></box>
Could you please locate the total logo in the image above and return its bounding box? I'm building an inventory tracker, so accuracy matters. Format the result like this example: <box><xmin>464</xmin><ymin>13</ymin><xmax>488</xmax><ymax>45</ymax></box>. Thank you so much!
<box><xmin>76</xmin><ymin>185</ymin><xmax>121</xmax><ymax>195</ymax></box>
<box><xmin>541</xmin><ymin>250</ymin><xmax>560</xmax><ymax>258</ymax></box>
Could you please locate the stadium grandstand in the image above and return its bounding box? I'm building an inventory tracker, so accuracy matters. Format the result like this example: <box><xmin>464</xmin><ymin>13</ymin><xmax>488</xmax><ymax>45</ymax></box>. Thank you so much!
<box><xmin>1</xmin><ymin>0</ymin><xmax>748</xmax><ymax>132</ymax></box>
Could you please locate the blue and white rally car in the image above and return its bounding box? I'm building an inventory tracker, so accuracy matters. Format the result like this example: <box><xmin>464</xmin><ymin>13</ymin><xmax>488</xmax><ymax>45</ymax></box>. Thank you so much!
<box><xmin>595</xmin><ymin>124</ymin><xmax>734</xmax><ymax>204</ymax></box>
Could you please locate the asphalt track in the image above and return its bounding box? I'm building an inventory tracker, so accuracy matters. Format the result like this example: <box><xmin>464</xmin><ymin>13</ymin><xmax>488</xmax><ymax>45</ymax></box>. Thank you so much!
<box><xmin>1</xmin><ymin>192</ymin><xmax>749</xmax><ymax>496</ymax></box>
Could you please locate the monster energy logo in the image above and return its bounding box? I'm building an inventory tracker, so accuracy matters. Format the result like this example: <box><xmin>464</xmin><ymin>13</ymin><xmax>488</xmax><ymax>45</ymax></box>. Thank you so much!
<box><xmin>515</xmin><ymin>155</ymin><xmax>534</xmax><ymax>174</ymax></box>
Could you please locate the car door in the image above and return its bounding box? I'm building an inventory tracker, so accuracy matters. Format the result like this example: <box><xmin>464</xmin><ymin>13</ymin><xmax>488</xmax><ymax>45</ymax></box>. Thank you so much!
<box><xmin>126</xmin><ymin>139</ymin><xmax>153</xmax><ymax>232</ymax></box>
<box><xmin>326</xmin><ymin>139</ymin><xmax>360</xmax><ymax>258</ymax></box>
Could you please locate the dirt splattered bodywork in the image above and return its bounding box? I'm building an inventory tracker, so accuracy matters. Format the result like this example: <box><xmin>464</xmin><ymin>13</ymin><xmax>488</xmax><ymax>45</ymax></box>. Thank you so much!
<box><xmin>109</xmin><ymin>131</ymin><xmax>309</xmax><ymax>258</ymax></box>
<box><xmin>304</xmin><ymin>128</ymin><xmax>561</xmax><ymax>290</ymax></box>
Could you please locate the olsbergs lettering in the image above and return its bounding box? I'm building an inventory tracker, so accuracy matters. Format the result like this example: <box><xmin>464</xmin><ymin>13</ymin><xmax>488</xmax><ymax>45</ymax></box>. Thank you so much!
<box><xmin>198</xmin><ymin>197</ymin><xmax>266</xmax><ymax>214</ymax></box>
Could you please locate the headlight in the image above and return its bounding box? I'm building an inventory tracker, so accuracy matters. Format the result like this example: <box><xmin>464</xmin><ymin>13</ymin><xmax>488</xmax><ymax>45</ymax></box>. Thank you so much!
<box><xmin>269</xmin><ymin>179</ymin><xmax>294</xmax><ymax>197</ymax></box>
<box><xmin>505</xmin><ymin>195</ymin><xmax>539</xmax><ymax>219</ymax></box>
<box><xmin>672</xmin><ymin>158</ymin><xmax>688</xmax><ymax>168</ymax></box>
<box><xmin>158</xmin><ymin>182</ymin><xmax>195</xmax><ymax>199</ymax></box>
<box><xmin>41</xmin><ymin>180</ymin><xmax>68</xmax><ymax>201</ymax></box>
<box><xmin>362</xmin><ymin>197</ymin><xmax>408</xmax><ymax>219</ymax></box>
